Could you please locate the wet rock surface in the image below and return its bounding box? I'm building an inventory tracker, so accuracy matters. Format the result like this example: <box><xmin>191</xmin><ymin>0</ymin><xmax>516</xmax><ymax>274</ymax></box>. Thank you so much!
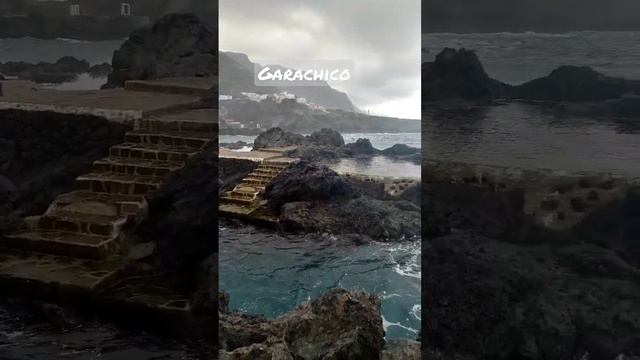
<box><xmin>381</xmin><ymin>340</ymin><xmax>421</xmax><ymax>360</ymax></box>
<box><xmin>422</xmin><ymin>48</ymin><xmax>508</xmax><ymax>102</ymax></box>
<box><xmin>0</xmin><ymin>56</ymin><xmax>111</xmax><ymax>84</ymax></box>
<box><xmin>103</xmin><ymin>13</ymin><xmax>217</xmax><ymax>88</ymax></box>
<box><xmin>512</xmin><ymin>65</ymin><xmax>640</xmax><ymax>102</ymax></box>
<box><xmin>424</xmin><ymin>47</ymin><xmax>640</xmax><ymax>118</ymax></box>
<box><xmin>265</xmin><ymin>162</ymin><xmax>420</xmax><ymax>241</ymax></box>
<box><xmin>253</xmin><ymin>127</ymin><xmax>305</xmax><ymax>149</ymax></box>
<box><xmin>218</xmin><ymin>157</ymin><xmax>257</xmax><ymax>195</ymax></box>
<box><xmin>137</xmin><ymin>146</ymin><xmax>217</xmax><ymax>278</ymax></box>
<box><xmin>0</xmin><ymin>110</ymin><xmax>128</xmax><ymax>228</ymax></box>
<box><xmin>422</xmin><ymin>174</ymin><xmax>640</xmax><ymax>359</ymax></box>
<box><xmin>253</xmin><ymin>127</ymin><xmax>420</xmax><ymax>163</ymax></box>
<box><xmin>218</xmin><ymin>289</ymin><xmax>386</xmax><ymax>359</ymax></box>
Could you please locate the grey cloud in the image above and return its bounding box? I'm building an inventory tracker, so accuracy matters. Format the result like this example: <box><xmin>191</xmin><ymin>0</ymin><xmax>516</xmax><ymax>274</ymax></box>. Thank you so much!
<box><xmin>220</xmin><ymin>0</ymin><xmax>421</xmax><ymax>119</ymax></box>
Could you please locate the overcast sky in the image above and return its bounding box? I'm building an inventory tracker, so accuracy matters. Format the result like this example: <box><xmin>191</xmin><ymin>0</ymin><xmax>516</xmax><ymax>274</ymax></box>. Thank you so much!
<box><xmin>220</xmin><ymin>0</ymin><xmax>421</xmax><ymax>120</ymax></box>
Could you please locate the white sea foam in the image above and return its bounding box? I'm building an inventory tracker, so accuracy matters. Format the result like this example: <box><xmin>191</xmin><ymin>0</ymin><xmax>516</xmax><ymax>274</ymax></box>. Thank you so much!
<box><xmin>411</xmin><ymin>304</ymin><xmax>422</xmax><ymax>321</ymax></box>
<box><xmin>230</xmin><ymin>146</ymin><xmax>253</xmax><ymax>152</ymax></box>
<box><xmin>382</xmin><ymin>315</ymin><xmax>419</xmax><ymax>334</ymax></box>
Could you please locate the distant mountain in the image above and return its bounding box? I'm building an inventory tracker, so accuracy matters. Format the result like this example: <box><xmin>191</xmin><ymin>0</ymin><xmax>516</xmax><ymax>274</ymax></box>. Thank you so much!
<box><xmin>219</xmin><ymin>51</ymin><xmax>358</xmax><ymax>112</ymax></box>
<box><xmin>220</xmin><ymin>97</ymin><xmax>419</xmax><ymax>135</ymax></box>
<box><xmin>423</xmin><ymin>0</ymin><xmax>640</xmax><ymax>33</ymax></box>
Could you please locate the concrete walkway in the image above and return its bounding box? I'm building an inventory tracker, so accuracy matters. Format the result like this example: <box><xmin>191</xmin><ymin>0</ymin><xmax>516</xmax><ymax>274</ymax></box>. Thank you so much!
<box><xmin>0</xmin><ymin>78</ymin><xmax>213</xmax><ymax>122</ymax></box>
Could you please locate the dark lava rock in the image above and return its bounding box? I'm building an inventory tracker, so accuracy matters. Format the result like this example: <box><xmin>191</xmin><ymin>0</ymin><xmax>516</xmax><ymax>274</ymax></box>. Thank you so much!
<box><xmin>512</xmin><ymin>66</ymin><xmax>637</xmax><ymax>102</ymax></box>
<box><xmin>423</xmin><ymin>48</ymin><xmax>508</xmax><ymax>101</ymax></box>
<box><xmin>381</xmin><ymin>144</ymin><xmax>420</xmax><ymax>157</ymax></box>
<box><xmin>218</xmin><ymin>157</ymin><xmax>257</xmax><ymax>195</ymax></box>
<box><xmin>422</xmin><ymin>176</ymin><xmax>640</xmax><ymax>359</ymax></box>
<box><xmin>219</xmin><ymin>289</ymin><xmax>385</xmax><ymax>359</ymax></box>
<box><xmin>422</xmin><ymin>178</ymin><xmax>527</xmax><ymax>240</ymax></box>
<box><xmin>265</xmin><ymin>161</ymin><xmax>420</xmax><ymax>240</ymax></box>
<box><xmin>279</xmin><ymin>197</ymin><xmax>420</xmax><ymax>241</ymax></box>
<box><xmin>103</xmin><ymin>13</ymin><xmax>217</xmax><ymax>88</ymax></box>
<box><xmin>264</xmin><ymin>161</ymin><xmax>357</xmax><ymax>210</ymax></box>
<box><xmin>343</xmin><ymin>138</ymin><xmax>378</xmax><ymax>156</ymax></box>
<box><xmin>381</xmin><ymin>340</ymin><xmax>421</xmax><ymax>360</ymax></box>
<box><xmin>0</xmin><ymin>56</ymin><xmax>91</xmax><ymax>84</ymax></box>
<box><xmin>219</xmin><ymin>141</ymin><xmax>249</xmax><ymax>150</ymax></box>
<box><xmin>253</xmin><ymin>127</ymin><xmax>304</xmax><ymax>149</ymax></box>
<box><xmin>0</xmin><ymin>110</ymin><xmax>127</xmax><ymax>224</ymax></box>
<box><xmin>88</xmin><ymin>63</ymin><xmax>113</xmax><ymax>77</ymax></box>
<box><xmin>305</xmin><ymin>128</ymin><xmax>345</xmax><ymax>147</ymax></box>
<box><xmin>137</xmin><ymin>145</ymin><xmax>217</xmax><ymax>281</ymax></box>
<box><xmin>422</xmin><ymin>232</ymin><xmax>640</xmax><ymax>360</ymax></box>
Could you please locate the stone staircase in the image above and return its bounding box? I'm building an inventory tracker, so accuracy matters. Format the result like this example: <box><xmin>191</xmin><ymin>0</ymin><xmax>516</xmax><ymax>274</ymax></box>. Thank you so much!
<box><xmin>219</xmin><ymin>159</ymin><xmax>295</xmax><ymax>223</ymax></box>
<box><xmin>0</xmin><ymin>110</ymin><xmax>216</xmax><ymax>299</ymax></box>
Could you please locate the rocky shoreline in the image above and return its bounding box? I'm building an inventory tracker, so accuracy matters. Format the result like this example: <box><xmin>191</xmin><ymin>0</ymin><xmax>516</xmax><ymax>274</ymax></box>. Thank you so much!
<box><xmin>0</xmin><ymin>56</ymin><xmax>112</xmax><ymax>84</ymax></box>
<box><xmin>223</xmin><ymin>127</ymin><xmax>421</xmax><ymax>164</ymax></box>
<box><xmin>219</xmin><ymin>288</ymin><xmax>420</xmax><ymax>359</ymax></box>
<box><xmin>421</xmin><ymin>159</ymin><xmax>640</xmax><ymax>359</ymax></box>
<box><xmin>423</xmin><ymin>47</ymin><xmax>640</xmax><ymax>120</ymax></box>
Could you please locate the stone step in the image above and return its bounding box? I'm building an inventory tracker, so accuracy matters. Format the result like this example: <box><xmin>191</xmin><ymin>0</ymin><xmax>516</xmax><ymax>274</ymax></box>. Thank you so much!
<box><xmin>256</xmin><ymin>167</ymin><xmax>286</xmax><ymax>173</ymax></box>
<box><xmin>243</xmin><ymin>178</ymin><xmax>269</xmax><ymax>186</ymax></box>
<box><xmin>110</xmin><ymin>142</ymin><xmax>201</xmax><ymax>162</ymax></box>
<box><xmin>76</xmin><ymin>172</ymin><xmax>164</xmax><ymax>195</ymax></box>
<box><xmin>38</xmin><ymin>210</ymin><xmax>127</xmax><ymax>237</ymax></box>
<box><xmin>247</xmin><ymin>173</ymin><xmax>278</xmax><ymax>181</ymax></box>
<box><xmin>2</xmin><ymin>229</ymin><xmax>118</xmax><ymax>260</ymax></box>
<box><xmin>125</xmin><ymin>131</ymin><xmax>213</xmax><ymax>150</ymax></box>
<box><xmin>251</xmin><ymin>169</ymin><xmax>281</xmax><ymax>176</ymax></box>
<box><xmin>219</xmin><ymin>196</ymin><xmax>256</xmax><ymax>206</ymax></box>
<box><xmin>93</xmin><ymin>157</ymin><xmax>185</xmax><ymax>177</ymax></box>
<box><xmin>50</xmin><ymin>190</ymin><xmax>146</xmax><ymax>218</ymax></box>
<box><xmin>230</xmin><ymin>186</ymin><xmax>260</xmax><ymax>196</ymax></box>
<box><xmin>263</xmin><ymin>160</ymin><xmax>292</xmax><ymax>166</ymax></box>
<box><xmin>0</xmin><ymin>249</ymin><xmax>123</xmax><ymax>300</ymax></box>
<box><xmin>135</xmin><ymin>118</ymin><xmax>217</xmax><ymax>134</ymax></box>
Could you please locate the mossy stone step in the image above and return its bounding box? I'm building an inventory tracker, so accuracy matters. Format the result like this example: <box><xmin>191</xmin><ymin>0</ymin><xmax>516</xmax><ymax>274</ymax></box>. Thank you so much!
<box><xmin>219</xmin><ymin>196</ymin><xmax>257</xmax><ymax>206</ymax></box>
<box><xmin>93</xmin><ymin>157</ymin><xmax>185</xmax><ymax>177</ymax></box>
<box><xmin>2</xmin><ymin>229</ymin><xmax>118</xmax><ymax>260</ymax></box>
<box><xmin>50</xmin><ymin>190</ymin><xmax>147</xmax><ymax>218</ymax></box>
<box><xmin>76</xmin><ymin>172</ymin><xmax>164</xmax><ymax>195</ymax></box>
<box><xmin>0</xmin><ymin>249</ymin><xmax>123</xmax><ymax>300</ymax></box>
<box><xmin>125</xmin><ymin>131</ymin><xmax>213</xmax><ymax>150</ymax></box>
<box><xmin>110</xmin><ymin>142</ymin><xmax>201</xmax><ymax>162</ymax></box>
<box><xmin>39</xmin><ymin>210</ymin><xmax>128</xmax><ymax>237</ymax></box>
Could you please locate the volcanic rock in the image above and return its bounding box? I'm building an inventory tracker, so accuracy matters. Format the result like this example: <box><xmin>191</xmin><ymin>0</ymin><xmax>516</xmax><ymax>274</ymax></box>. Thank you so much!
<box><xmin>422</xmin><ymin>48</ymin><xmax>508</xmax><ymax>101</ymax></box>
<box><xmin>103</xmin><ymin>13</ymin><xmax>217</xmax><ymax>88</ymax></box>
<box><xmin>0</xmin><ymin>56</ymin><xmax>91</xmax><ymax>84</ymax></box>
<box><xmin>253</xmin><ymin>127</ymin><xmax>305</xmax><ymax>149</ymax></box>
<box><xmin>219</xmin><ymin>289</ymin><xmax>385</xmax><ymax>359</ymax></box>
<box><xmin>512</xmin><ymin>65</ymin><xmax>638</xmax><ymax>102</ymax></box>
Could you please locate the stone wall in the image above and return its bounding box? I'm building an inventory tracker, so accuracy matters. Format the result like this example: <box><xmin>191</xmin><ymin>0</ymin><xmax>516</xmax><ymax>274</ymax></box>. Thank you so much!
<box><xmin>0</xmin><ymin>109</ymin><xmax>129</xmax><ymax>231</ymax></box>
<box><xmin>218</xmin><ymin>157</ymin><xmax>257</xmax><ymax>194</ymax></box>
<box><xmin>424</xmin><ymin>159</ymin><xmax>639</xmax><ymax>228</ymax></box>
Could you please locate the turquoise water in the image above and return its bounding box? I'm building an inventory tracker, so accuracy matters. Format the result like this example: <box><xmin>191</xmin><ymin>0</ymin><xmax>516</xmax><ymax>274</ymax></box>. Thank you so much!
<box><xmin>219</xmin><ymin>222</ymin><xmax>421</xmax><ymax>340</ymax></box>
